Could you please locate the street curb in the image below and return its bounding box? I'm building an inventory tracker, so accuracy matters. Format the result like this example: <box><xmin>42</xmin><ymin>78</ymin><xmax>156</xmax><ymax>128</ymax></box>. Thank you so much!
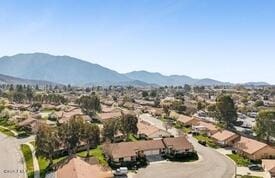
<box><xmin>213</xmin><ymin>148</ymin><xmax>237</xmax><ymax>178</ymax></box>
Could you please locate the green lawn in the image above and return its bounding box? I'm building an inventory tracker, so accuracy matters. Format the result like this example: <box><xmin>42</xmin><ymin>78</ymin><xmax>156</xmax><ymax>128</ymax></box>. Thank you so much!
<box><xmin>227</xmin><ymin>154</ymin><xmax>251</xmax><ymax>166</ymax></box>
<box><xmin>0</xmin><ymin>118</ymin><xmax>9</xmax><ymax>126</ymax></box>
<box><xmin>127</xmin><ymin>134</ymin><xmax>138</xmax><ymax>142</ymax></box>
<box><xmin>77</xmin><ymin>146</ymin><xmax>108</xmax><ymax>166</ymax></box>
<box><xmin>36</xmin><ymin>146</ymin><xmax>107</xmax><ymax>177</ymax></box>
<box><xmin>21</xmin><ymin>144</ymin><xmax>34</xmax><ymax>178</ymax></box>
<box><xmin>37</xmin><ymin>157</ymin><xmax>49</xmax><ymax>178</ymax></box>
<box><xmin>37</xmin><ymin>156</ymin><xmax>67</xmax><ymax>178</ymax></box>
<box><xmin>0</xmin><ymin>127</ymin><xmax>15</xmax><ymax>137</ymax></box>
<box><xmin>182</xmin><ymin>126</ymin><xmax>191</xmax><ymax>134</ymax></box>
<box><xmin>194</xmin><ymin>134</ymin><xmax>219</xmax><ymax>148</ymax></box>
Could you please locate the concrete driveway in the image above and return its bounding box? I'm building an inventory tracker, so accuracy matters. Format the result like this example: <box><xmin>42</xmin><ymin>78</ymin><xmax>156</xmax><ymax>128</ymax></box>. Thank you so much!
<box><xmin>0</xmin><ymin>133</ymin><xmax>34</xmax><ymax>178</ymax></box>
<box><xmin>132</xmin><ymin>135</ymin><xmax>235</xmax><ymax>178</ymax></box>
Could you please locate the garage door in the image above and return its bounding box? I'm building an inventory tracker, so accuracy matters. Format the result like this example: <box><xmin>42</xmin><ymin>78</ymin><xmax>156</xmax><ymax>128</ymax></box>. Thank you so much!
<box><xmin>144</xmin><ymin>150</ymin><xmax>159</xmax><ymax>156</ymax></box>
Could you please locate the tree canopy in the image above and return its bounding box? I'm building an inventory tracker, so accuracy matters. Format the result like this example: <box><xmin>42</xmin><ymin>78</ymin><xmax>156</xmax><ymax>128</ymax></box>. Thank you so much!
<box><xmin>254</xmin><ymin>110</ymin><xmax>275</xmax><ymax>143</ymax></box>
<box><xmin>215</xmin><ymin>94</ymin><xmax>237</xmax><ymax>128</ymax></box>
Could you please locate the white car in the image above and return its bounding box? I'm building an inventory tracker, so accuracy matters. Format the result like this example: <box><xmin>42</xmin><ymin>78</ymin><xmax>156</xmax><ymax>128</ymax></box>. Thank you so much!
<box><xmin>113</xmin><ymin>167</ymin><xmax>128</xmax><ymax>176</ymax></box>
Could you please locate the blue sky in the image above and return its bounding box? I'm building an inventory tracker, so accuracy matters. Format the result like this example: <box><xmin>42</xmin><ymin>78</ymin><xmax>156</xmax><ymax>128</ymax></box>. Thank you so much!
<box><xmin>0</xmin><ymin>0</ymin><xmax>275</xmax><ymax>83</ymax></box>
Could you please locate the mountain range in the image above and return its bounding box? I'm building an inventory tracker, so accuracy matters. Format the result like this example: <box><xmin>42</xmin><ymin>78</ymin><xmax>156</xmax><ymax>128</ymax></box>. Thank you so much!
<box><xmin>124</xmin><ymin>71</ymin><xmax>229</xmax><ymax>86</ymax></box>
<box><xmin>0</xmin><ymin>53</ymin><xmax>270</xmax><ymax>86</ymax></box>
<box><xmin>0</xmin><ymin>73</ymin><xmax>58</xmax><ymax>86</ymax></box>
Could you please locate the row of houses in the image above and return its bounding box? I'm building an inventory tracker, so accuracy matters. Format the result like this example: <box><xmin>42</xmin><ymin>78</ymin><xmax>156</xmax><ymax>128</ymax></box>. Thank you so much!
<box><xmin>103</xmin><ymin>137</ymin><xmax>194</xmax><ymax>165</ymax></box>
<box><xmin>176</xmin><ymin>114</ymin><xmax>275</xmax><ymax>161</ymax></box>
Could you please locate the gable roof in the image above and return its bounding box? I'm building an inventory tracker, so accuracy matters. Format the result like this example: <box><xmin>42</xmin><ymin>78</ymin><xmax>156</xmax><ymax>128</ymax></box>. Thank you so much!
<box><xmin>262</xmin><ymin>159</ymin><xmax>275</xmax><ymax>172</ymax></box>
<box><xmin>177</xmin><ymin>115</ymin><xmax>196</xmax><ymax>124</ymax></box>
<box><xmin>137</xmin><ymin>120</ymin><xmax>170</xmax><ymax>138</ymax></box>
<box><xmin>163</xmin><ymin>137</ymin><xmax>194</xmax><ymax>151</ymax></box>
<box><xmin>56</xmin><ymin>157</ymin><xmax>112</xmax><ymax>178</ymax></box>
<box><xmin>197</xmin><ymin>121</ymin><xmax>219</xmax><ymax>132</ymax></box>
<box><xmin>104</xmin><ymin>140</ymin><xmax>165</xmax><ymax>159</ymax></box>
<box><xmin>211</xmin><ymin>130</ymin><xmax>238</xmax><ymax>142</ymax></box>
<box><xmin>235</xmin><ymin>136</ymin><xmax>268</xmax><ymax>154</ymax></box>
<box><xmin>98</xmin><ymin>112</ymin><xmax>122</xmax><ymax>120</ymax></box>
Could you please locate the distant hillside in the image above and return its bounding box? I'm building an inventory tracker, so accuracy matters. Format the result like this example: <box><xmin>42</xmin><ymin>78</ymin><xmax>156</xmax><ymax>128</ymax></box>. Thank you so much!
<box><xmin>0</xmin><ymin>53</ymin><xmax>131</xmax><ymax>85</ymax></box>
<box><xmin>0</xmin><ymin>53</ymin><xmax>269</xmax><ymax>87</ymax></box>
<box><xmin>125</xmin><ymin>71</ymin><xmax>228</xmax><ymax>86</ymax></box>
<box><xmin>0</xmin><ymin>73</ymin><xmax>58</xmax><ymax>86</ymax></box>
<box><xmin>84</xmin><ymin>80</ymin><xmax>155</xmax><ymax>87</ymax></box>
<box><xmin>242</xmin><ymin>82</ymin><xmax>270</xmax><ymax>86</ymax></box>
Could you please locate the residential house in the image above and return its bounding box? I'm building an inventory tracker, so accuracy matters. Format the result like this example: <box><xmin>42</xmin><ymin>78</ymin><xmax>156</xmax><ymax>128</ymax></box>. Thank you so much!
<box><xmin>162</xmin><ymin>137</ymin><xmax>194</xmax><ymax>155</ymax></box>
<box><xmin>103</xmin><ymin>137</ymin><xmax>194</xmax><ymax>164</ymax></box>
<box><xmin>211</xmin><ymin>130</ymin><xmax>240</xmax><ymax>147</ymax></box>
<box><xmin>50</xmin><ymin>157</ymin><xmax>113</xmax><ymax>178</ymax></box>
<box><xmin>18</xmin><ymin>117</ymin><xmax>44</xmax><ymax>133</ymax></box>
<box><xmin>192</xmin><ymin>121</ymin><xmax>219</xmax><ymax>136</ymax></box>
<box><xmin>177</xmin><ymin>115</ymin><xmax>199</xmax><ymax>127</ymax></box>
<box><xmin>234</xmin><ymin>136</ymin><xmax>275</xmax><ymax>160</ymax></box>
<box><xmin>98</xmin><ymin>111</ymin><xmax>122</xmax><ymax>121</ymax></box>
<box><xmin>262</xmin><ymin>159</ymin><xmax>275</xmax><ymax>178</ymax></box>
<box><xmin>58</xmin><ymin>108</ymin><xmax>91</xmax><ymax>124</ymax></box>
<box><xmin>103</xmin><ymin>139</ymin><xmax>166</xmax><ymax>163</ymax></box>
<box><xmin>137</xmin><ymin>120</ymin><xmax>171</xmax><ymax>139</ymax></box>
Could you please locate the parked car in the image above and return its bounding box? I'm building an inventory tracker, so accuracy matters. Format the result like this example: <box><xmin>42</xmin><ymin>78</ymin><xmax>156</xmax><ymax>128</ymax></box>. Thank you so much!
<box><xmin>113</xmin><ymin>167</ymin><xmax>128</xmax><ymax>176</ymax></box>
<box><xmin>198</xmin><ymin>140</ymin><xmax>207</xmax><ymax>146</ymax></box>
<box><xmin>248</xmin><ymin>164</ymin><xmax>263</xmax><ymax>171</ymax></box>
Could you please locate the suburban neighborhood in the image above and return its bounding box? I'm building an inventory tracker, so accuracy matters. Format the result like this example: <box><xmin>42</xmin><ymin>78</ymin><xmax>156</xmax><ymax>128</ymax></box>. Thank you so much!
<box><xmin>1</xmin><ymin>1</ymin><xmax>275</xmax><ymax>178</ymax></box>
<box><xmin>0</xmin><ymin>83</ymin><xmax>275</xmax><ymax>178</ymax></box>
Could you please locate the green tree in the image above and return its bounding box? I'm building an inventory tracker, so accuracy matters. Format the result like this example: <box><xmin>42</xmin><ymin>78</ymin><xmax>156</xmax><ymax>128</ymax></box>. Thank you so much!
<box><xmin>254</xmin><ymin>100</ymin><xmax>264</xmax><ymax>107</ymax></box>
<box><xmin>58</xmin><ymin>116</ymin><xmax>85</xmax><ymax>156</ymax></box>
<box><xmin>77</xmin><ymin>94</ymin><xmax>101</xmax><ymax>117</ymax></box>
<box><xmin>163</xmin><ymin>105</ymin><xmax>170</xmax><ymax>117</ymax></box>
<box><xmin>150</xmin><ymin>90</ymin><xmax>157</xmax><ymax>98</ymax></box>
<box><xmin>36</xmin><ymin>124</ymin><xmax>60</xmax><ymax>165</ymax></box>
<box><xmin>13</xmin><ymin>92</ymin><xmax>26</xmax><ymax>103</ymax></box>
<box><xmin>215</xmin><ymin>95</ymin><xmax>237</xmax><ymax>128</ymax></box>
<box><xmin>254</xmin><ymin>110</ymin><xmax>275</xmax><ymax>143</ymax></box>
<box><xmin>102</xmin><ymin>119</ymin><xmax>119</xmax><ymax>142</ymax></box>
<box><xmin>26</xmin><ymin>86</ymin><xmax>34</xmax><ymax>103</ymax></box>
<box><xmin>171</xmin><ymin>100</ymin><xmax>186</xmax><ymax>114</ymax></box>
<box><xmin>81</xmin><ymin>123</ymin><xmax>100</xmax><ymax>157</ymax></box>
<box><xmin>197</xmin><ymin>101</ymin><xmax>205</xmax><ymax>110</ymax></box>
<box><xmin>184</xmin><ymin>84</ymin><xmax>191</xmax><ymax>92</ymax></box>
<box><xmin>120</xmin><ymin>112</ymin><xmax>138</xmax><ymax>138</ymax></box>
<box><xmin>142</xmin><ymin>91</ymin><xmax>149</xmax><ymax>98</ymax></box>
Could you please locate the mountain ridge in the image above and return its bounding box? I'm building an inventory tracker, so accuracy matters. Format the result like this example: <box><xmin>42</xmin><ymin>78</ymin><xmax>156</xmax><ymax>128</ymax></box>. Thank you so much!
<box><xmin>0</xmin><ymin>73</ymin><xmax>59</xmax><ymax>86</ymax></box>
<box><xmin>0</xmin><ymin>53</ymin><xmax>271</xmax><ymax>86</ymax></box>
<box><xmin>125</xmin><ymin>70</ymin><xmax>228</xmax><ymax>86</ymax></box>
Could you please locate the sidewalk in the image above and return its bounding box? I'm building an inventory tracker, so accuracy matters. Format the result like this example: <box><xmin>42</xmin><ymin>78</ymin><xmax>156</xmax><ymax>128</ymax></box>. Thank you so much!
<box><xmin>215</xmin><ymin>147</ymin><xmax>268</xmax><ymax>178</ymax></box>
<box><xmin>237</xmin><ymin>167</ymin><xmax>268</xmax><ymax>178</ymax></box>
<box><xmin>25</xmin><ymin>142</ymin><xmax>40</xmax><ymax>178</ymax></box>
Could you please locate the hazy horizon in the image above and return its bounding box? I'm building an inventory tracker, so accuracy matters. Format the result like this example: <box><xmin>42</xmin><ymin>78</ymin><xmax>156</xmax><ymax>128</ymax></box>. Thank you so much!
<box><xmin>0</xmin><ymin>0</ymin><xmax>275</xmax><ymax>83</ymax></box>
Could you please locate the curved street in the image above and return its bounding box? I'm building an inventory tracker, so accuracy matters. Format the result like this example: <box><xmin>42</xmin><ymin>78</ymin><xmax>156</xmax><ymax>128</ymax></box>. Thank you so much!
<box><xmin>0</xmin><ymin>133</ymin><xmax>26</xmax><ymax>178</ymax></box>
<box><xmin>133</xmin><ymin>135</ymin><xmax>235</xmax><ymax>178</ymax></box>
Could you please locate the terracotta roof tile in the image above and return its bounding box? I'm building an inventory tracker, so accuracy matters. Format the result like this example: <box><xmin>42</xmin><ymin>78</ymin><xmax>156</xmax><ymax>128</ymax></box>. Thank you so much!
<box><xmin>235</xmin><ymin>136</ymin><xmax>267</xmax><ymax>154</ymax></box>
<box><xmin>211</xmin><ymin>130</ymin><xmax>238</xmax><ymax>142</ymax></box>
<box><xmin>56</xmin><ymin>157</ymin><xmax>112</xmax><ymax>178</ymax></box>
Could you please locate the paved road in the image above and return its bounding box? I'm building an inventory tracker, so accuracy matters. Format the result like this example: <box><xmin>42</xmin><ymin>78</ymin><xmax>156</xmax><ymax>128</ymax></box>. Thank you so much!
<box><xmin>0</xmin><ymin>133</ymin><xmax>35</xmax><ymax>178</ymax></box>
<box><xmin>133</xmin><ymin>135</ymin><xmax>235</xmax><ymax>178</ymax></box>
